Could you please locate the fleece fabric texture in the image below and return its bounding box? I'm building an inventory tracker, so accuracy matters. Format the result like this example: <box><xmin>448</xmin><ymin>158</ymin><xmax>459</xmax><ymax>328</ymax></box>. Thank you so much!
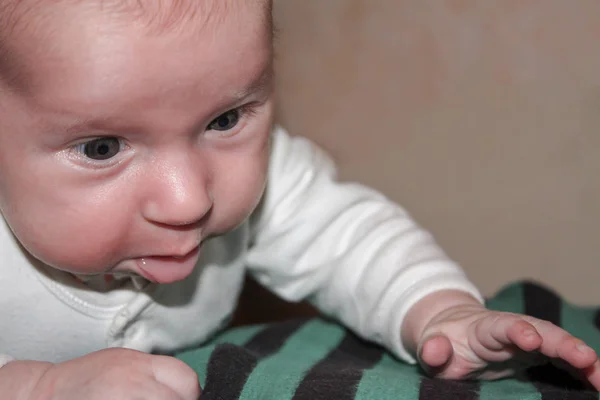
<box><xmin>176</xmin><ymin>281</ymin><xmax>600</xmax><ymax>400</ymax></box>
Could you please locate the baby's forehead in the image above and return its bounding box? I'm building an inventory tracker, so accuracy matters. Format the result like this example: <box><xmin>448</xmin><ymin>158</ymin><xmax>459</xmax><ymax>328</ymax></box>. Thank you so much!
<box><xmin>1</xmin><ymin>0</ymin><xmax>267</xmax><ymax>35</ymax></box>
<box><xmin>0</xmin><ymin>0</ymin><xmax>272</xmax><ymax>90</ymax></box>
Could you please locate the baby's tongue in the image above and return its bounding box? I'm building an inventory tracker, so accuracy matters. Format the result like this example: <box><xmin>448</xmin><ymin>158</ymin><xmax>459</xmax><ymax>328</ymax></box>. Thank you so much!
<box><xmin>136</xmin><ymin>250</ymin><xmax>199</xmax><ymax>284</ymax></box>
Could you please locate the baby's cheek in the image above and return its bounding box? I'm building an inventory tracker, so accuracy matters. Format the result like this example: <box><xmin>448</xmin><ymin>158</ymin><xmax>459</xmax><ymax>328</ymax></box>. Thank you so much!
<box><xmin>7</xmin><ymin>196</ymin><xmax>130</xmax><ymax>274</ymax></box>
<box><xmin>212</xmin><ymin>186</ymin><xmax>265</xmax><ymax>235</ymax></box>
<box><xmin>211</xmin><ymin>159</ymin><xmax>268</xmax><ymax>235</ymax></box>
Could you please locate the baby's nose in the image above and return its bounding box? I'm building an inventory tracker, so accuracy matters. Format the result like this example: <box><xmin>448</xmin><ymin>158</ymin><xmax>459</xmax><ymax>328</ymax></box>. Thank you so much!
<box><xmin>142</xmin><ymin>158</ymin><xmax>213</xmax><ymax>228</ymax></box>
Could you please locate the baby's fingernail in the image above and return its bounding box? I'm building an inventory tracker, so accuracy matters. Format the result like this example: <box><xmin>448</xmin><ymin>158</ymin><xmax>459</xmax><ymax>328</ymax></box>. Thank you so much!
<box><xmin>577</xmin><ymin>343</ymin><xmax>594</xmax><ymax>354</ymax></box>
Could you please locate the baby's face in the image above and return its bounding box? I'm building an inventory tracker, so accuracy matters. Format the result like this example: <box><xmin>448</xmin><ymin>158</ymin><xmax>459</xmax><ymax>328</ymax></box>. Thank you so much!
<box><xmin>0</xmin><ymin>1</ymin><xmax>274</xmax><ymax>283</ymax></box>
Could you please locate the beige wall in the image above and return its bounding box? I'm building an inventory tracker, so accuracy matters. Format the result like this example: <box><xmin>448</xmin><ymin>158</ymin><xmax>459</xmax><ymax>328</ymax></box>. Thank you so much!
<box><xmin>273</xmin><ymin>0</ymin><xmax>600</xmax><ymax>303</ymax></box>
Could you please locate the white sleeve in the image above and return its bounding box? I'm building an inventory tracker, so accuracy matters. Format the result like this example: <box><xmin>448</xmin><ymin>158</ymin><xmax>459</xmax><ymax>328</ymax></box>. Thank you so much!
<box><xmin>0</xmin><ymin>355</ymin><xmax>14</xmax><ymax>368</ymax></box>
<box><xmin>246</xmin><ymin>126</ymin><xmax>484</xmax><ymax>363</ymax></box>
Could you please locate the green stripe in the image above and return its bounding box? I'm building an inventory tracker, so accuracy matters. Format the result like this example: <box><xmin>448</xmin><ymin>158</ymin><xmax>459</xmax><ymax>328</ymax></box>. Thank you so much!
<box><xmin>486</xmin><ymin>282</ymin><xmax>525</xmax><ymax>314</ymax></box>
<box><xmin>177</xmin><ymin>324</ymin><xmax>265</xmax><ymax>386</ymax></box>
<box><xmin>237</xmin><ymin>319</ymin><xmax>346</xmax><ymax>399</ymax></box>
<box><xmin>355</xmin><ymin>354</ymin><xmax>420</xmax><ymax>400</ymax></box>
<box><xmin>561</xmin><ymin>302</ymin><xmax>600</xmax><ymax>353</ymax></box>
<box><xmin>479</xmin><ymin>379</ymin><xmax>541</xmax><ymax>400</ymax></box>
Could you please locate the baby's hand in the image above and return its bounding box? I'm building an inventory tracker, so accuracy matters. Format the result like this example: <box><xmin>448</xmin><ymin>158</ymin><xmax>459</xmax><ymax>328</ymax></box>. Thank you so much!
<box><xmin>7</xmin><ymin>348</ymin><xmax>200</xmax><ymax>400</ymax></box>
<box><xmin>417</xmin><ymin>304</ymin><xmax>600</xmax><ymax>389</ymax></box>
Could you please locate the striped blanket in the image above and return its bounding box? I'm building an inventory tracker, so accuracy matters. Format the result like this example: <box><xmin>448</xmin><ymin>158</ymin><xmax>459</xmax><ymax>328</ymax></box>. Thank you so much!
<box><xmin>176</xmin><ymin>281</ymin><xmax>600</xmax><ymax>399</ymax></box>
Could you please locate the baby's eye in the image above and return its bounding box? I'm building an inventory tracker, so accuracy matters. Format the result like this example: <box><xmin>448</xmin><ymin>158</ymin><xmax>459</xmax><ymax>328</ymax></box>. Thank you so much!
<box><xmin>76</xmin><ymin>137</ymin><xmax>122</xmax><ymax>160</ymax></box>
<box><xmin>207</xmin><ymin>109</ymin><xmax>240</xmax><ymax>131</ymax></box>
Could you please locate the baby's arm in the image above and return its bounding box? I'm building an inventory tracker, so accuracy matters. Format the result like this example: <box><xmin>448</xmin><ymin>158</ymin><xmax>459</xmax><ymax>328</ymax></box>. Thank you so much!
<box><xmin>247</xmin><ymin>127</ymin><xmax>482</xmax><ymax>361</ymax></box>
<box><xmin>248</xmin><ymin>127</ymin><xmax>600</xmax><ymax>388</ymax></box>
<box><xmin>0</xmin><ymin>349</ymin><xmax>200</xmax><ymax>400</ymax></box>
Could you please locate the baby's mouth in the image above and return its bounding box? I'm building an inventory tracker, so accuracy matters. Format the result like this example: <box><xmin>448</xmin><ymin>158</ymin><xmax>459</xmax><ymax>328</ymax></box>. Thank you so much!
<box><xmin>134</xmin><ymin>244</ymin><xmax>202</xmax><ymax>284</ymax></box>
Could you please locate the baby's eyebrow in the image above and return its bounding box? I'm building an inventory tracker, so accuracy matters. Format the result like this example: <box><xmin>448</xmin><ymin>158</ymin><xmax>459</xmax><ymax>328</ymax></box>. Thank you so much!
<box><xmin>232</xmin><ymin>64</ymin><xmax>274</xmax><ymax>101</ymax></box>
<box><xmin>44</xmin><ymin>66</ymin><xmax>275</xmax><ymax>137</ymax></box>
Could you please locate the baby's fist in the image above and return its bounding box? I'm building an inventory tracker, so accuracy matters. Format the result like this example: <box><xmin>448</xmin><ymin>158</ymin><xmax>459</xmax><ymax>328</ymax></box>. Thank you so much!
<box><xmin>30</xmin><ymin>348</ymin><xmax>201</xmax><ymax>400</ymax></box>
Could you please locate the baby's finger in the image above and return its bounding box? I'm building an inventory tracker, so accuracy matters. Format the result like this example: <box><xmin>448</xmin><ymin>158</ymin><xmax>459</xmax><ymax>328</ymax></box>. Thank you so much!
<box><xmin>144</xmin><ymin>385</ymin><xmax>185</xmax><ymax>400</ymax></box>
<box><xmin>583</xmin><ymin>360</ymin><xmax>600</xmax><ymax>391</ymax></box>
<box><xmin>152</xmin><ymin>355</ymin><xmax>201</xmax><ymax>400</ymax></box>
<box><xmin>475</xmin><ymin>314</ymin><xmax>542</xmax><ymax>356</ymax></box>
<box><xmin>525</xmin><ymin>319</ymin><xmax>597</xmax><ymax>369</ymax></box>
<box><xmin>419</xmin><ymin>334</ymin><xmax>453</xmax><ymax>369</ymax></box>
<box><xmin>505</xmin><ymin>320</ymin><xmax>544</xmax><ymax>352</ymax></box>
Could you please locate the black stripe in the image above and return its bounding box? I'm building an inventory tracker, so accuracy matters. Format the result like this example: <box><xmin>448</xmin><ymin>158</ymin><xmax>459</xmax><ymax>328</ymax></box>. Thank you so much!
<box><xmin>292</xmin><ymin>331</ymin><xmax>384</xmax><ymax>400</ymax></box>
<box><xmin>202</xmin><ymin>319</ymin><xmax>308</xmax><ymax>400</ymax></box>
<box><xmin>523</xmin><ymin>282</ymin><xmax>597</xmax><ymax>398</ymax></box>
<box><xmin>593</xmin><ymin>308</ymin><xmax>600</xmax><ymax>333</ymax></box>
<box><xmin>201</xmin><ymin>343</ymin><xmax>258</xmax><ymax>400</ymax></box>
<box><xmin>243</xmin><ymin>318</ymin><xmax>309</xmax><ymax>358</ymax></box>
<box><xmin>523</xmin><ymin>281</ymin><xmax>562</xmax><ymax>325</ymax></box>
<box><xmin>525</xmin><ymin>364</ymin><xmax>597</xmax><ymax>400</ymax></box>
<box><xmin>418</xmin><ymin>377</ymin><xmax>480</xmax><ymax>400</ymax></box>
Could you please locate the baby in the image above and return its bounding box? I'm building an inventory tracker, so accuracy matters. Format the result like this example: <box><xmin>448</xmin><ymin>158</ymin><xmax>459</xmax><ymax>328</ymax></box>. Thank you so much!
<box><xmin>0</xmin><ymin>1</ymin><xmax>597</xmax><ymax>399</ymax></box>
